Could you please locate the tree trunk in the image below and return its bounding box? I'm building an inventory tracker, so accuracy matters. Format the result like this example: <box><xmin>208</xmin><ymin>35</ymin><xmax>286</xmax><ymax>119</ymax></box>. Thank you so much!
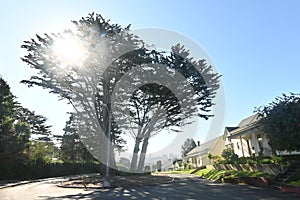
<box><xmin>137</xmin><ymin>136</ymin><xmax>150</xmax><ymax>173</ymax></box>
<box><xmin>136</xmin><ymin>108</ymin><xmax>161</xmax><ymax>173</ymax></box>
<box><xmin>99</xmin><ymin>71</ymin><xmax>116</xmax><ymax>177</ymax></box>
<box><xmin>130</xmin><ymin>137</ymin><xmax>141</xmax><ymax>172</ymax></box>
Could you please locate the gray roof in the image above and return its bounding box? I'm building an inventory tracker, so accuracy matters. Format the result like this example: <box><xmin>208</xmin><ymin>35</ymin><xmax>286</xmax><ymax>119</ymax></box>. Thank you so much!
<box><xmin>238</xmin><ymin>113</ymin><xmax>260</xmax><ymax>127</ymax></box>
<box><xmin>185</xmin><ymin>136</ymin><xmax>222</xmax><ymax>157</ymax></box>
<box><xmin>228</xmin><ymin>113</ymin><xmax>261</xmax><ymax>137</ymax></box>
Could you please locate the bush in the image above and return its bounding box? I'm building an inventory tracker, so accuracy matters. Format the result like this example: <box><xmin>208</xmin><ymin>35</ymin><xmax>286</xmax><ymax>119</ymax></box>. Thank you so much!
<box><xmin>221</xmin><ymin>148</ymin><xmax>238</xmax><ymax>163</ymax></box>
<box><xmin>185</xmin><ymin>163</ymin><xmax>193</xmax><ymax>170</ymax></box>
<box><xmin>246</xmin><ymin>159</ymin><xmax>257</xmax><ymax>165</ymax></box>
<box><xmin>0</xmin><ymin>161</ymin><xmax>101</xmax><ymax>180</ymax></box>
<box><xmin>261</xmin><ymin>158</ymin><xmax>272</xmax><ymax>164</ymax></box>
<box><xmin>270</xmin><ymin>156</ymin><xmax>283</xmax><ymax>164</ymax></box>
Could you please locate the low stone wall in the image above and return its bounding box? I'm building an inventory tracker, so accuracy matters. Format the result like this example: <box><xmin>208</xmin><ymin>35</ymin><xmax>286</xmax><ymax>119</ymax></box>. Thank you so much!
<box><xmin>206</xmin><ymin>164</ymin><xmax>281</xmax><ymax>175</ymax></box>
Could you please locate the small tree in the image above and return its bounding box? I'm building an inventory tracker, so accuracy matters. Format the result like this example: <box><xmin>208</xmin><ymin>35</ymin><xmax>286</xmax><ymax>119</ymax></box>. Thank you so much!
<box><xmin>255</xmin><ymin>93</ymin><xmax>300</xmax><ymax>153</ymax></box>
<box><xmin>26</xmin><ymin>141</ymin><xmax>54</xmax><ymax>164</ymax></box>
<box><xmin>221</xmin><ymin>148</ymin><xmax>238</xmax><ymax>163</ymax></box>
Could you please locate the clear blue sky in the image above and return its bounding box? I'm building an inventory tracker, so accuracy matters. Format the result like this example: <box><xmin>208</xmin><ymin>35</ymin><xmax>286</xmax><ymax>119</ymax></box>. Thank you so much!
<box><xmin>0</xmin><ymin>0</ymin><xmax>299</xmax><ymax>147</ymax></box>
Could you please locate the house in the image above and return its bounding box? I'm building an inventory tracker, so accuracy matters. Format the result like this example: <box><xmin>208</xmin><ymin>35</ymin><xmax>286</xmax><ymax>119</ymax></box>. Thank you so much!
<box><xmin>184</xmin><ymin>136</ymin><xmax>226</xmax><ymax>168</ymax></box>
<box><xmin>224</xmin><ymin>113</ymin><xmax>272</xmax><ymax>158</ymax></box>
<box><xmin>172</xmin><ymin>159</ymin><xmax>183</xmax><ymax>170</ymax></box>
<box><xmin>225</xmin><ymin>113</ymin><xmax>300</xmax><ymax>157</ymax></box>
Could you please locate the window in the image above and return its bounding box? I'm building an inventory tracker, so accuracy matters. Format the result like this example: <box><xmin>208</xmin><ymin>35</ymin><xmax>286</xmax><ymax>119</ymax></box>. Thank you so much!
<box><xmin>237</xmin><ymin>142</ymin><xmax>240</xmax><ymax>149</ymax></box>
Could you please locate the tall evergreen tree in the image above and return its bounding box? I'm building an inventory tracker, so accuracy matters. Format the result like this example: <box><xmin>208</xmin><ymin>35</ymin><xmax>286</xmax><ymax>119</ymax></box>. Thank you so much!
<box><xmin>0</xmin><ymin>77</ymin><xmax>30</xmax><ymax>161</ymax></box>
<box><xmin>16</xmin><ymin>107</ymin><xmax>52</xmax><ymax>143</ymax></box>
<box><xmin>60</xmin><ymin>114</ymin><xmax>94</xmax><ymax>162</ymax></box>
<box><xmin>181</xmin><ymin>138</ymin><xmax>197</xmax><ymax>157</ymax></box>
<box><xmin>113</xmin><ymin>45</ymin><xmax>220</xmax><ymax>172</ymax></box>
<box><xmin>21</xmin><ymin>13</ymin><xmax>146</xmax><ymax>174</ymax></box>
<box><xmin>0</xmin><ymin>76</ymin><xmax>53</xmax><ymax>163</ymax></box>
<box><xmin>21</xmin><ymin>13</ymin><xmax>220</xmax><ymax>174</ymax></box>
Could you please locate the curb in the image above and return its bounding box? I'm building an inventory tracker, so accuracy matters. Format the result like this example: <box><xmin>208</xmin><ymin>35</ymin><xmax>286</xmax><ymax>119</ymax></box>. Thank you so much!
<box><xmin>279</xmin><ymin>184</ymin><xmax>300</xmax><ymax>194</ymax></box>
<box><xmin>0</xmin><ymin>179</ymin><xmax>47</xmax><ymax>189</ymax></box>
<box><xmin>0</xmin><ymin>173</ymin><xmax>99</xmax><ymax>189</ymax></box>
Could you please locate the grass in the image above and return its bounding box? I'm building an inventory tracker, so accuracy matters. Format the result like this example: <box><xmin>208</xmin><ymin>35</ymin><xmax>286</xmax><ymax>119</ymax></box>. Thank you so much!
<box><xmin>165</xmin><ymin>168</ymin><xmax>273</xmax><ymax>182</ymax></box>
<box><xmin>195</xmin><ymin>169</ymin><xmax>273</xmax><ymax>181</ymax></box>
<box><xmin>164</xmin><ymin>169</ymin><xmax>195</xmax><ymax>175</ymax></box>
<box><xmin>288</xmin><ymin>179</ymin><xmax>300</xmax><ymax>186</ymax></box>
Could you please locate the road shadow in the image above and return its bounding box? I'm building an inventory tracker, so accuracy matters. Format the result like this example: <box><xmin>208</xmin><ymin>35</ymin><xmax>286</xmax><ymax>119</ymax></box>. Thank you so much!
<box><xmin>40</xmin><ymin>177</ymin><xmax>300</xmax><ymax>200</ymax></box>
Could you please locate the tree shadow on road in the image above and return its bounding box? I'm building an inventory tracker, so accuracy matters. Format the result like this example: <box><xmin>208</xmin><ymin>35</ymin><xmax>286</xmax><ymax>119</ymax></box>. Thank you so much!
<box><xmin>39</xmin><ymin>177</ymin><xmax>300</xmax><ymax>200</ymax></box>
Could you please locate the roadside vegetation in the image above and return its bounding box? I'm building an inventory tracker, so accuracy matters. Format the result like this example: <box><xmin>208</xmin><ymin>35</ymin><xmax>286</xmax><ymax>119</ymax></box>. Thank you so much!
<box><xmin>172</xmin><ymin>146</ymin><xmax>300</xmax><ymax>187</ymax></box>
<box><xmin>167</xmin><ymin>168</ymin><xmax>273</xmax><ymax>182</ymax></box>
<box><xmin>195</xmin><ymin>169</ymin><xmax>273</xmax><ymax>181</ymax></box>
<box><xmin>288</xmin><ymin>180</ymin><xmax>300</xmax><ymax>186</ymax></box>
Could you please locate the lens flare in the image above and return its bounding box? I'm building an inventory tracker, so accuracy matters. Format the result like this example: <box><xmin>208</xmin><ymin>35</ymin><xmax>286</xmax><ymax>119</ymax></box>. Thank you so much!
<box><xmin>52</xmin><ymin>35</ymin><xmax>86</xmax><ymax>66</ymax></box>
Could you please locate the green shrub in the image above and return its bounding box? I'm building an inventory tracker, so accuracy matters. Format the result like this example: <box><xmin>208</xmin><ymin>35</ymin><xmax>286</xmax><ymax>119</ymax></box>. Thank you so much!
<box><xmin>261</xmin><ymin>158</ymin><xmax>272</xmax><ymax>164</ymax></box>
<box><xmin>246</xmin><ymin>159</ymin><xmax>257</xmax><ymax>165</ymax></box>
<box><xmin>221</xmin><ymin>148</ymin><xmax>238</xmax><ymax>163</ymax></box>
<box><xmin>0</xmin><ymin>161</ymin><xmax>101</xmax><ymax>180</ymax></box>
<box><xmin>185</xmin><ymin>163</ymin><xmax>193</xmax><ymax>170</ymax></box>
<box><xmin>270</xmin><ymin>156</ymin><xmax>283</xmax><ymax>164</ymax></box>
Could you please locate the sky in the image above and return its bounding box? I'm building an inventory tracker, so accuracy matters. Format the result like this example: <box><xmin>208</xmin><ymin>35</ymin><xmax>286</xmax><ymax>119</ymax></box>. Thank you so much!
<box><xmin>0</xmin><ymin>0</ymin><xmax>299</xmax><ymax>156</ymax></box>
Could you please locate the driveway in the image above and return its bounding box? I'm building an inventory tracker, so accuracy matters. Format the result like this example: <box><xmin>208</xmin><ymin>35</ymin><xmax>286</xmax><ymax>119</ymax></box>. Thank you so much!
<box><xmin>0</xmin><ymin>174</ymin><xmax>299</xmax><ymax>199</ymax></box>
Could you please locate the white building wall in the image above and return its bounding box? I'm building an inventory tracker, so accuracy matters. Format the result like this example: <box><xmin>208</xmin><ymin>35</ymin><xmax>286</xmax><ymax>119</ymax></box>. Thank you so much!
<box><xmin>232</xmin><ymin>138</ymin><xmax>251</xmax><ymax>157</ymax></box>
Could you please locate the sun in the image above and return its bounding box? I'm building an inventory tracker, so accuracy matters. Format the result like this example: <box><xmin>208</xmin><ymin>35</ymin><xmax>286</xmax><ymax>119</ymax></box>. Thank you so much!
<box><xmin>52</xmin><ymin>35</ymin><xmax>86</xmax><ymax>66</ymax></box>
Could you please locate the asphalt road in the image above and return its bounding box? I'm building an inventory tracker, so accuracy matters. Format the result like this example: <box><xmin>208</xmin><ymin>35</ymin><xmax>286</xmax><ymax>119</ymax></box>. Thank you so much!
<box><xmin>0</xmin><ymin>174</ymin><xmax>299</xmax><ymax>200</ymax></box>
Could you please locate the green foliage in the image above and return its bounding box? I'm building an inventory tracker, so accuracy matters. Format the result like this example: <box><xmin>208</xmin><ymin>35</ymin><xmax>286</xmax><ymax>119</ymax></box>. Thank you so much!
<box><xmin>60</xmin><ymin>114</ymin><xmax>94</xmax><ymax>162</ymax></box>
<box><xmin>208</xmin><ymin>153</ymin><xmax>222</xmax><ymax>164</ymax></box>
<box><xmin>185</xmin><ymin>163</ymin><xmax>194</xmax><ymax>170</ymax></box>
<box><xmin>172</xmin><ymin>168</ymin><xmax>274</xmax><ymax>181</ymax></box>
<box><xmin>0</xmin><ymin>78</ymin><xmax>29</xmax><ymax>160</ymax></box>
<box><xmin>25</xmin><ymin>141</ymin><xmax>53</xmax><ymax>164</ymax></box>
<box><xmin>16</xmin><ymin>106</ymin><xmax>52</xmax><ymax>143</ymax></box>
<box><xmin>256</xmin><ymin>93</ymin><xmax>300</xmax><ymax>152</ymax></box>
<box><xmin>20</xmin><ymin>13</ymin><xmax>138</xmax><ymax>171</ymax></box>
<box><xmin>169</xmin><ymin>169</ymin><xmax>195</xmax><ymax>174</ymax></box>
<box><xmin>260</xmin><ymin>158</ymin><xmax>272</xmax><ymax>164</ymax></box>
<box><xmin>289</xmin><ymin>179</ymin><xmax>300</xmax><ymax>186</ymax></box>
<box><xmin>270</xmin><ymin>155</ymin><xmax>284</xmax><ymax>164</ymax></box>
<box><xmin>20</xmin><ymin>13</ymin><xmax>220</xmax><ymax>175</ymax></box>
<box><xmin>246</xmin><ymin>159</ymin><xmax>257</xmax><ymax>165</ymax></box>
<box><xmin>0</xmin><ymin>161</ymin><xmax>101</xmax><ymax>180</ymax></box>
<box><xmin>221</xmin><ymin>148</ymin><xmax>238</xmax><ymax>163</ymax></box>
<box><xmin>0</xmin><ymin>77</ymin><xmax>53</xmax><ymax>164</ymax></box>
<box><xmin>181</xmin><ymin>138</ymin><xmax>197</xmax><ymax>157</ymax></box>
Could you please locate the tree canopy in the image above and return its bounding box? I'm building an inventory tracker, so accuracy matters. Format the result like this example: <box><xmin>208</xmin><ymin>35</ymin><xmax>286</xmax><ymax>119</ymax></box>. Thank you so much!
<box><xmin>181</xmin><ymin>138</ymin><xmax>197</xmax><ymax>157</ymax></box>
<box><xmin>112</xmin><ymin>45</ymin><xmax>220</xmax><ymax>172</ymax></box>
<box><xmin>0</xmin><ymin>76</ymin><xmax>52</xmax><ymax>163</ymax></box>
<box><xmin>0</xmin><ymin>77</ymin><xmax>28</xmax><ymax>160</ymax></box>
<box><xmin>256</xmin><ymin>93</ymin><xmax>300</xmax><ymax>153</ymax></box>
<box><xmin>60</xmin><ymin>114</ymin><xmax>94</xmax><ymax>162</ymax></box>
<box><xmin>21</xmin><ymin>13</ymin><xmax>220</xmax><ymax>173</ymax></box>
<box><xmin>21</xmin><ymin>13</ymin><xmax>144</xmax><ymax>171</ymax></box>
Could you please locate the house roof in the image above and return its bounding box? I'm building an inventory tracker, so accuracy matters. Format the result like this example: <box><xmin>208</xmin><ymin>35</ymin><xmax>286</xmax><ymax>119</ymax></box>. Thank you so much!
<box><xmin>228</xmin><ymin>113</ymin><xmax>261</xmax><ymax>138</ymax></box>
<box><xmin>223</xmin><ymin>127</ymin><xmax>238</xmax><ymax>139</ymax></box>
<box><xmin>185</xmin><ymin>136</ymin><xmax>223</xmax><ymax>158</ymax></box>
<box><xmin>238</xmin><ymin>113</ymin><xmax>260</xmax><ymax>127</ymax></box>
<box><xmin>225</xmin><ymin>127</ymin><xmax>238</xmax><ymax>132</ymax></box>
